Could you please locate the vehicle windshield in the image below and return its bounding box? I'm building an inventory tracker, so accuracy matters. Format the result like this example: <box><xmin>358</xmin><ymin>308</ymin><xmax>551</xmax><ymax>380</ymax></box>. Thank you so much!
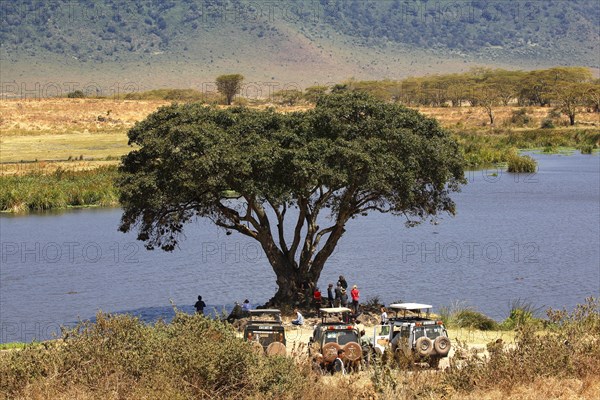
<box><xmin>247</xmin><ymin>330</ymin><xmax>284</xmax><ymax>346</ymax></box>
<box><xmin>413</xmin><ymin>326</ymin><xmax>444</xmax><ymax>341</ymax></box>
<box><xmin>324</xmin><ymin>330</ymin><xmax>359</xmax><ymax>345</ymax></box>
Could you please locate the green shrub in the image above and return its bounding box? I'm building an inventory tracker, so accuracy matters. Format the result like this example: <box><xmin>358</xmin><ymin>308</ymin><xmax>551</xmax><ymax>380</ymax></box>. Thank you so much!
<box><xmin>510</xmin><ymin>108</ymin><xmax>532</xmax><ymax>127</ymax></box>
<box><xmin>0</xmin><ymin>312</ymin><xmax>315</xmax><ymax>399</ymax></box>
<box><xmin>445</xmin><ymin>298</ymin><xmax>600</xmax><ymax>393</ymax></box>
<box><xmin>500</xmin><ymin>299</ymin><xmax>544</xmax><ymax>330</ymax></box>
<box><xmin>541</xmin><ymin>118</ymin><xmax>555</xmax><ymax>129</ymax></box>
<box><xmin>0</xmin><ymin>166</ymin><xmax>119</xmax><ymax>212</ymax></box>
<box><xmin>579</xmin><ymin>144</ymin><xmax>594</xmax><ymax>154</ymax></box>
<box><xmin>66</xmin><ymin>90</ymin><xmax>85</xmax><ymax>98</ymax></box>
<box><xmin>507</xmin><ymin>154</ymin><xmax>537</xmax><ymax>173</ymax></box>
<box><xmin>454</xmin><ymin>309</ymin><xmax>498</xmax><ymax>330</ymax></box>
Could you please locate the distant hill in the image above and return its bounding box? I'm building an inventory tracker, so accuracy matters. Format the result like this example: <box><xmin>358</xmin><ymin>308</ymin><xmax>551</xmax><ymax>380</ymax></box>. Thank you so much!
<box><xmin>1</xmin><ymin>0</ymin><xmax>598</xmax><ymax>92</ymax></box>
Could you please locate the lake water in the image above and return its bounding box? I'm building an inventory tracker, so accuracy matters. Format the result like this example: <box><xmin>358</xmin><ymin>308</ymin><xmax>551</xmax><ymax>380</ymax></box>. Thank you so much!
<box><xmin>1</xmin><ymin>153</ymin><xmax>599</xmax><ymax>343</ymax></box>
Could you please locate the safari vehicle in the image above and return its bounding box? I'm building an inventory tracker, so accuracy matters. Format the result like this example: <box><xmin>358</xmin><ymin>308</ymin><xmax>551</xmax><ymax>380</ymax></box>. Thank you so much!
<box><xmin>243</xmin><ymin>309</ymin><xmax>286</xmax><ymax>356</ymax></box>
<box><xmin>308</xmin><ymin>307</ymin><xmax>366</xmax><ymax>369</ymax></box>
<box><xmin>371</xmin><ymin>303</ymin><xmax>451</xmax><ymax>368</ymax></box>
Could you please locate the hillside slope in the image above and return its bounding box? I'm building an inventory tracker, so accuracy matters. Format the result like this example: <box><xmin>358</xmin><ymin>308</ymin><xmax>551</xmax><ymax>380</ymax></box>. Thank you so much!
<box><xmin>1</xmin><ymin>0</ymin><xmax>598</xmax><ymax>91</ymax></box>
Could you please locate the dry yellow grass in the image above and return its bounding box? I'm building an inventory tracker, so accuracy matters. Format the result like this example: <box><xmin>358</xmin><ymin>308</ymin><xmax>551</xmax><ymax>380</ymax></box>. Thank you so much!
<box><xmin>418</xmin><ymin>105</ymin><xmax>600</xmax><ymax>129</ymax></box>
<box><xmin>454</xmin><ymin>377</ymin><xmax>600</xmax><ymax>400</ymax></box>
<box><xmin>1</xmin><ymin>99</ymin><xmax>598</xmax><ymax>170</ymax></box>
<box><xmin>0</xmin><ymin>160</ymin><xmax>118</xmax><ymax>175</ymax></box>
<box><xmin>0</xmin><ymin>98</ymin><xmax>169</xmax><ymax>135</ymax></box>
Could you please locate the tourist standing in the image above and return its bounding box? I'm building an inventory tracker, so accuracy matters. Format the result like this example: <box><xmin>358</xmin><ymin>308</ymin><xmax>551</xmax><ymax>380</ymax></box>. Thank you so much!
<box><xmin>194</xmin><ymin>295</ymin><xmax>206</xmax><ymax>315</ymax></box>
<box><xmin>327</xmin><ymin>283</ymin><xmax>334</xmax><ymax>307</ymax></box>
<box><xmin>380</xmin><ymin>306</ymin><xmax>388</xmax><ymax>325</ymax></box>
<box><xmin>350</xmin><ymin>285</ymin><xmax>360</xmax><ymax>314</ymax></box>
<box><xmin>334</xmin><ymin>283</ymin><xmax>342</xmax><ymax>307</ymax></box>
<box><xmin>313</xmin><ymin>287</ymin><xmax>322</xmax><ymax>315</ymax></box>
<box><xmin>337</xmin><ymin>275</ymin><xmax>348</xmax><ymax>290</ymax></box>
<box><xmin>340</xmin><ymin>288</ymin><xmax>349</xmax><ymax>308</ymax></box>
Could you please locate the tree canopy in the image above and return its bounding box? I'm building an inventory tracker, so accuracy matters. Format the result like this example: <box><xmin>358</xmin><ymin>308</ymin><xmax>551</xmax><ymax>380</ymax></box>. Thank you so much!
<box><xmin>118</xmin><ymin>91</ymin><xmax>466</xmax><ymax>305</ymax></box>
<box><xmin>216</xmin><ymin>74</ymin><xmax>244</xmax><ymax>105</ymax></box>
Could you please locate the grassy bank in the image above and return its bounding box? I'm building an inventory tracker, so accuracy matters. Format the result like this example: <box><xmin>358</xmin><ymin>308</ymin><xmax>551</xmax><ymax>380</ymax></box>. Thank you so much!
<box><xmin>1</xmin><ymin>129</ymin><xmax>598</xmax><ymax>212</ymax></box>
<box><xmin>456</xmin><ymin>128</ymin><xmax>600</xmax><ymax>168</ymax></box>
<box><xmin>1</xmin><ymin>298</ymin><xmax>598</xmax><ymax>400</ymax></box>
<box><xmin>0</xmin><ymin>166</ymin><xmax>119</xmax><ymax>212</ymax></box>
<box><xmin>1</xmin><ymin>98</ymin><xmax>598</xmax><ymax>213</ymax></box>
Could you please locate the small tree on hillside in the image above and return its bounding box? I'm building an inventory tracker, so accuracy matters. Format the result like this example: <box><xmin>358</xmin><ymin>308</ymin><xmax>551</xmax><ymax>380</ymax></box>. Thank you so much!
<box><xmin>216</xmin><ymin>74</ymin><xmax>244</xmax><ymax>105</ymax></box>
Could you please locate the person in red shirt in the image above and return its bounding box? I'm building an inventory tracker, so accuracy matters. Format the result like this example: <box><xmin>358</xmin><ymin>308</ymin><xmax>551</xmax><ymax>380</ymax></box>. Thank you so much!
<box><xmin>350</xmin><ymin>285</ymin><xmax>360</xmax><ymax>314</ymax></box>
<box><xmin>313</xmin><ymin>287</ymin><xmax>322</xmax><ymax>316</ymax></box>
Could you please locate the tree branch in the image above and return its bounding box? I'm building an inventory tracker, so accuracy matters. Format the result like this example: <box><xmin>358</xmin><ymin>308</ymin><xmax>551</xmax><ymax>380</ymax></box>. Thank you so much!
<box><xmin>267</xmin><ymin>197</ymin><xmax>289</xmax><ymax>254</ymax></box>
<box><xmin>288</xmin><ymin>197</ymin><xmax>307</xmax><ymax>265</ymax></box>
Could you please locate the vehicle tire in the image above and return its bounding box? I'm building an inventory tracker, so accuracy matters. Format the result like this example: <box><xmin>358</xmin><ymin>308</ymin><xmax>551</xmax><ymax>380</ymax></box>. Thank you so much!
<box><xmin>433</xmin><ymin>336</ymin><xmax>451</xmax><ymax>356</ymax></box>
<box><xmin>266</xmin><ymin>341</ymin><xmax>287</xmax><ymax>356</ymax></box>
<box><xmin>322</xmin><ymin>342</ymin><xmax>341</xmax><ymax>363</ymax></box>
<box><xmin>343</xmin><ymin>342</ymin><xmax>362</xmax><ymax>362</ymax></box>
<box><xmin>415</xmin><ymin>337</ymin><xmax>433</xmax><ymax>357</ymax></box>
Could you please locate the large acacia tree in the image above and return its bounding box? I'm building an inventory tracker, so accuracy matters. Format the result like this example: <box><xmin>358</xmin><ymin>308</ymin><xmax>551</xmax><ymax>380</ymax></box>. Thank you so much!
<box><xmin>118</xmin><ymin>92</ymin><xmax>465</xmax><ymax>305</ymax></box>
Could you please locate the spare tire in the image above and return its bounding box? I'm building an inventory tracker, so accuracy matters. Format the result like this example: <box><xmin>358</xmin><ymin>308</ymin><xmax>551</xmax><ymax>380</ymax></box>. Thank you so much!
<box><xmin>415</xmin><ymin>337</ymin><xmax>433</xmax><ymax>357</ymax></box>
<box><xmin>322</xmin><ymin>342</ymin><xmax>341</xmax><ymax>363</ymax></box>
<box><xmin>343</xmin><ymin>342</ymin><xmax>362</xmax><ymax>362</ymax></box>
<box><xmin>266</xmin><ymin>341</ymin><xmax>287</xmax><ymax>356</ymax></box>
<box><xmin>434</xmin><ymin>336</ymin><xmax>451</xmax><ymax>356</ymax></box>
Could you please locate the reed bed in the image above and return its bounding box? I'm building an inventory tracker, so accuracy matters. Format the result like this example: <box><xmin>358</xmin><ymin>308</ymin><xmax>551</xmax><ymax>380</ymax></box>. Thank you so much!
<box><xmin>0</xmin><ymin>166</ymin><xmax>119</xmax><ymax>212</ymax></box>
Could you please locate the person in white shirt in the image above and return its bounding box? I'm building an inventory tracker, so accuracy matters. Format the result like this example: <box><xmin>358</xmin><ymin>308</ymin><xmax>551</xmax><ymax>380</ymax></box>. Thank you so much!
<box><xmin>380</xmin><ymin>306</ymin><xmax>388</xmax><ymax>325</ymax></box>
<box><xmin>291</xmin><ymin>308</ymin><xmax>304</xmax><ymax>325</ymax></box>
<box><xmin>333</xmin><ymin>349</ymin><xmax>346</xmax><ymax>375</ymax></box>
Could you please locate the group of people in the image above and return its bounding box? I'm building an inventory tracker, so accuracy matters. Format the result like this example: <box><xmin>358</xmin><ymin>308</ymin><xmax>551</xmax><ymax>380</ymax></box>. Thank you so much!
<box><xmin>312</xmin><ymin>349</ymin><xmax>347</xmax><ymax>375</ymax></box>
<box><xmin>313</xmin><ymin>275</ymin><xmax>361</xmax><ymax>315</ymax></box>
<box><xmin>195</xmin><ymin>296</ymin><xmax>254</xmax><ymax>323</ymax></box>
<box><xmin>195</xmin><ymin>274</ymin><xmax>363</xmax><ymax>326</ymax></box>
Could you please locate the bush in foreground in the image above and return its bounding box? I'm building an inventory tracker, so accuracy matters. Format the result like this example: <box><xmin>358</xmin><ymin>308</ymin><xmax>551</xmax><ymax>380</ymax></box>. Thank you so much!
<box><xmin>0</xmin><ymin>312</ymin><xmax>327</xmax><ymax>399</ymax></box>
<box><xmin>2</xmin><ymin>299</ymin><xmax>599</xmax><ymax>399</ymax></box>
<box><xmin>444</xmin><ymin>297</ymin><xmax>600</xmax><ymax>394</ymax></box>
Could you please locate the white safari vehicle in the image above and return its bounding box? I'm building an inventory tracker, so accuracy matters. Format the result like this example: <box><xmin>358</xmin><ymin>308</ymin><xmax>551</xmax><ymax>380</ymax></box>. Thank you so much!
<box><xmin>308</xmin><ymin>307</ymin><xmax>365</xmax><ymax>370</ymax></box>
<box><xmin>371</xmin><ymin>303</ymin><xmax>451</xmax><ymax>368</ymax></box>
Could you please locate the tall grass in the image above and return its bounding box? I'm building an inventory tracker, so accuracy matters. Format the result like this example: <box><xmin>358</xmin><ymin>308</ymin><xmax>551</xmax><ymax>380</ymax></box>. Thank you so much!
<box><xmin>456</xmin><ymin>128</ymin><xmax>600</xmax><ymax>168</ymax></box>
<box><xmin>121</xmin><ymin>88</ymin><xmax>223</xmax><ymax>103</ymax></box>
<box><xmin>438</xmin><ymin>301</ymin><xmax>499</xmax><ymax>331</ymax></box>
<box><xmin>1</xmin><ymin>299</ymin><xmax>598</xmax><ymax>399</ymax></box>
<box><xmin>0</xmin><ymin>312</ymin><xmax>363</xmax><ymax>400</ymax></box>
<box><xmin>507</xmin><ymin>154</ymin><xmax>537</xmax><ymax>173</ymax></box>
<box><xmin>444</xmin><ymin>298</ymin><xmax>600</xmax><ymax>394</ymax></box>
<box><xmin>0</xmin><ymin>166</ymin><xmax>119</xmax><ymax>212</ymax></box>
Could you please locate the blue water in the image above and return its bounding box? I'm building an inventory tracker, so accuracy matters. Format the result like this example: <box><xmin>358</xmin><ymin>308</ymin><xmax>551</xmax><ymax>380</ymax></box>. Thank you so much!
<box><xmin>1</xmin><ymin>153</ymin><xmax>598</xmax><ymax>343</ymax></box>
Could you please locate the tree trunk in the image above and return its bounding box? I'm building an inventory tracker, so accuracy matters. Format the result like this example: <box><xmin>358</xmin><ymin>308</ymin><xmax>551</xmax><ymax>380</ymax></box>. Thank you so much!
<box><xmin>266</xmin><ymin>261</ymin><xmax>324</xmax><ymax>308</ymax></box>
<box><xmin>487</xmin><ymin>108</ymin><xmax>495</xmax><ymax>125</ymax></box>
<box><xmin>569</xmin><ymin>112</ymin><xmax>575</xmax><ymax>126</ymax></box>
